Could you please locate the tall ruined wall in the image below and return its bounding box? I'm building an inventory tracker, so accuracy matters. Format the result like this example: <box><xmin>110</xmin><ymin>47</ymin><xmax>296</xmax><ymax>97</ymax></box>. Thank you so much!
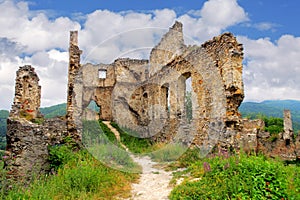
<box><xmin>202</xmin><ymin>33</ymin><xmax>244</xmax><ymax>121</ymax></box>
<box><xmin>66</xmin><ymin>31</ymin><xmax>82</xmax><ymax>142</ymax></box>
<box><xmin>5</xmin><ymin>65</ymin><xmax>66</xmax><ymax>181</ymax></box>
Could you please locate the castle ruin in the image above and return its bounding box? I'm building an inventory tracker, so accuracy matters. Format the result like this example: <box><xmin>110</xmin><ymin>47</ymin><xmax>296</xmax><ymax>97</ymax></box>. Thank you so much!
<box><xmin>5</xmin><ymin>21</ymin><xmax>300</xmax><ymax>180</ymax></box>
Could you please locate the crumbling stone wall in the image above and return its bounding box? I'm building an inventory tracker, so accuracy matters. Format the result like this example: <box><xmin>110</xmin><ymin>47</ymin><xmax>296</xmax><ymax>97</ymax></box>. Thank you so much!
<box><xmin>67</xmin><ymin>21</ymin><xmax>300</xmax><ymax>159</ymax></box>
<box><xmin>9</xmin><ymin>65</ymin><xmax>42</xmax><ymax>119</ymax></box>
<box><xmin>66</xmin><ymin>31</ymin><xmax>82</xmax><ymax>143</ymax></box>
<box><xmin>5</xmin><ymin>65</ymin><xmax>66</xmax><ymax>181</ymax></box>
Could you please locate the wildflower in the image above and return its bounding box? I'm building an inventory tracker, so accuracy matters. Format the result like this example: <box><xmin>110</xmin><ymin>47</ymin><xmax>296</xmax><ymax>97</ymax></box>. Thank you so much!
<box><xmin>2</xmin><ymin>156</ymin><xmax>8</xmax><ymax>159</ymax></box>
<box><xmin>223</xmin><ymin>162</ymin><xmax>230</xmax><ymax>170</ymax></box>
<box><xmin>203</xmin><ymin>162</ymin><xmax>211</xmax><ymax>172</ymax></box>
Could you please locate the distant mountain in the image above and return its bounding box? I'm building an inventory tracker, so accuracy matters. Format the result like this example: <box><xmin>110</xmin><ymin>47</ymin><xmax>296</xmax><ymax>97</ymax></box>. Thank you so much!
<box><xmin>239</xmin><ymin>100</ymin><xmax>300</xmax><ymax>132</ymax></box>
<box><xmin>40</xmin><ymin>103</ymin><xmax>66</xmax><ymax>118</ymax></box>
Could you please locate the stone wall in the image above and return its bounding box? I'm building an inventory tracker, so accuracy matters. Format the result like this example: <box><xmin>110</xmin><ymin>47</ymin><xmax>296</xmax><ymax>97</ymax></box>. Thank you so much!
<box><xmin>5</xmin><ymin>117</ymin><xmax>66</xmax><ymax>181</ymax></box>
<box><xmin>66</xmin><ymin>31</ymin><xmax>82</xmax><ymax>143</ymax></box>
<box><xmin>9</xmin><ymin>65</ymin><xmax>42</xmax><ymax>119</ymax></box>
<box><xmin>67</xmin><ymin>21</ymin><xmax>300</xmax><ymax>160</ymax></box>
<box><xmin>5</xmin><ymin>65</ymin><xmax>67</xmax><ymax>181</ymax></box>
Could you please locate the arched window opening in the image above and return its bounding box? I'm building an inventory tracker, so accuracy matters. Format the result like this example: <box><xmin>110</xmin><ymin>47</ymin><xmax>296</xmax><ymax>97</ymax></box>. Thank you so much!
<box><xmin>84</xmin><ymin>100</ymin><xmax>101</xmax><ymax>121</ymax></box>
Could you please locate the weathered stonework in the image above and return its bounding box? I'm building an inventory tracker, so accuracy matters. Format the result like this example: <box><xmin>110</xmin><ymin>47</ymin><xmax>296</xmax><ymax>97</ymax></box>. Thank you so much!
<box><xmin>5</xmin><ymin>21</ymin><xmax>300</xmax><ymax>182</ymax></box>
<box><xmin>68</xmin><ymin>21</ymin><xmax>244</xmax><ymax>150</ymax></box>
<box><xmin>9</xmin><ymin>65</ymin><xmax>42</xmax><ymax>119</ymax></box>
<box><xmin>66</xmin><ymin>31</ymin><xmax>82</xmax><ymax>143</ymax></box>
<box><xmin>67</xmin><ymin>21</ymin><xmax>299</xmax><ymax>159</ymax></box>
<box><xmin>5</xmin><ymin>66</ymin><xmax>67</xmax><ymax>181</ymax></box>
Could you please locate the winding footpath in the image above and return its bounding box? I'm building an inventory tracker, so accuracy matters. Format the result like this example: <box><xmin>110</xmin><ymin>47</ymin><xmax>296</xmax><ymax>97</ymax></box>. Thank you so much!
<box><xmin>102</xmin><ymin>121</ymin><xmax>174</xmax><ymax>200</ymax></box>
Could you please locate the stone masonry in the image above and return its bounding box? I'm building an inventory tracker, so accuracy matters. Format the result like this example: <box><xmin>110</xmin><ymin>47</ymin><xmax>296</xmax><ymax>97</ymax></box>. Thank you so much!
<box><xmin>68</xmin><ymin>21</ymin><xmax>300</xmax><ymax>159</ymax></box>
<box><xmin>5</xmin><ymin>65</ymin><xmax>66</xmax><ymax>181</ymax></box>
<box><xmin>5</xmin><ymin>21</ymin><xmax>300</xmax><ymax>181</ymax></box>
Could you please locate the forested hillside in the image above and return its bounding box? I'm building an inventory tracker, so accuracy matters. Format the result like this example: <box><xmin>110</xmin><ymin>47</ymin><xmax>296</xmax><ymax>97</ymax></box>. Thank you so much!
<box><xmin>239</xmin><ymin>100</ymin><xmax>300</xmax><ymax>132</ymax></box>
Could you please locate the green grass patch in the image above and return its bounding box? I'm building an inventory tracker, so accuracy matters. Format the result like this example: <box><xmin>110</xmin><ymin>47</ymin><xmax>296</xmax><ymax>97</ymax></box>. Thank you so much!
<box><xmin>110</xmin><ymin>122</ymin><xmax>154</xmax><ymax>154</ymax></box>
<box><xmin>98</xmin><ymin>120</ymin><xmax>118</xmax><ymax>144</ymax></box>
<box><xmin>170</xmin><ymin>153</ymin><xmax>300</xmax><ymax>200</ymax></box>
<box><xmin>149</xmin><ymin>143</ymin><xmax>187</xmax><ymax>162</ymax></box>
<box><xmin>82</xmin><ymin>120</ymin><xmax>141</xmax><ymax>173</ymax></box>
<box><xmin>1</xmin><ymin>146</ymin><xmax>138</xmax><ymax>200</ymax></box>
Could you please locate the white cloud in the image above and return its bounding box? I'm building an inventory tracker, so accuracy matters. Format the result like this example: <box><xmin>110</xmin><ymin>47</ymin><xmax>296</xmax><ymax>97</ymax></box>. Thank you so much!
<box><xmin>0</xmin><ymin>0</ymin><xmax>80</xmax><ymax>53</ymax></box>
<box><xmin>178</xmin><ymin>0</ymin><xmax>248</xmax><ymax>43</ymax></box>
<box><xmin>238</xmin><ymin>35</ymin><xmax>300</xmax><ymax>101</ymax></box>
<box><xmin>0</xmin><ymin>0</ymin><xmax>298</xmax><ymax>110</ymax></box>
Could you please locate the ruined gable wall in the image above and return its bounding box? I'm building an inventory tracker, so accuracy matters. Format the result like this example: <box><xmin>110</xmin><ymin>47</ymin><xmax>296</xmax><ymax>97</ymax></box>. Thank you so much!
<box><xmin>149</xmin><ymin>21</ymin><xmax>186</xmax><ymax>76</ymax></box>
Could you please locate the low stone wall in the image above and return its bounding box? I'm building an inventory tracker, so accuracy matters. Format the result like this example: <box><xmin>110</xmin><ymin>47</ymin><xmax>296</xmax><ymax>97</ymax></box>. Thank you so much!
<box><xmin>5</xmin><ymin>117</ymin><xmax>66</xmax><ymax>181</ymax></box>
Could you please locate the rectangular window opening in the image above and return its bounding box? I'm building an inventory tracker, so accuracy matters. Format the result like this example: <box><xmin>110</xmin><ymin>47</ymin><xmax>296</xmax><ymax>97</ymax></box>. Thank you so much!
<box><xmin>98</xmin><ymin>70</ymin><xmax>107</xmax><ymax>79</ymax></box>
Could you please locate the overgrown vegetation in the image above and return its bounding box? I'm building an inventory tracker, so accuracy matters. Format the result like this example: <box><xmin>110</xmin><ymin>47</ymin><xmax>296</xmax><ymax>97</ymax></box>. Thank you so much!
<box><xmin>83</xmin><ymin>120</ymin><xmax>140</xmax><ymax>172</ymax></box>
<box><xmin>0</xmin><ymin>110</ymin><xmax>8</xmax><ymax>150</ymax></box>
<box><xmin>244</xmin><ymin>114</ymin><xmax>284</xmax><ymax>135</ymax></box>
<box><xmin>170</xmin><ymin>151</ymin><xmax>300</xmax><ymax>199</ymax></box>
<box><xmin>0</xmin><ymin>143</ymin><xmax>138</xmax><ymax>199</ymax></box>
<box><xmin>110</xmin><ymin>122</ymin><xmax>154</xmax><ymax>154</ymax></box>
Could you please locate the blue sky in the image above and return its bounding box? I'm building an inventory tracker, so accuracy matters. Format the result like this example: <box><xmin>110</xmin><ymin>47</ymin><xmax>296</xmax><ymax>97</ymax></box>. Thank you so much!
<box><xmin>0</xmin><ymin>0</ymin><xmax>300</xmax><ymax>109</ymax></box>
<box><xmin>27</xmin><ymin>0</ymin><xmax>300</xmax><ymax>40</ymax></box>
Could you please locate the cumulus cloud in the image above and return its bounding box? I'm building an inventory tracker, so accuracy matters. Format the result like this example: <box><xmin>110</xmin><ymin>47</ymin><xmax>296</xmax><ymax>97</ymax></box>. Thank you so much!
<box><xmin>0</xmin><ymin>0</ymin><xmax>80</xmax><ymax>53</ymax></box>
<box><xmin>0</xmin><ymin>0</ymin><xmax>298</xmax><ymax>110</ymax></box>
<box><xmin>179</xmin><ymin>0</ymin><xmax>248</xmax><ymax>43</ymax></box>
<box><xmin>238</xmin><ymin>35</ymin><xmax>300</xmax><ymax>101</ymax></box>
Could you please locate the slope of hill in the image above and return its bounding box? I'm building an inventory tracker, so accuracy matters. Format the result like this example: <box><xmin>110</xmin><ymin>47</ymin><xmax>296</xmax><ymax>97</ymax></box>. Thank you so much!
<box><xmin>40</xmin><ymin>103</ymin><xmax>66</xmax><ymax>118</ymax></box>
<box><xmin>239</xmin><ymin>100</ymin><xmax>300</xmax><ymax>132</ymax></box>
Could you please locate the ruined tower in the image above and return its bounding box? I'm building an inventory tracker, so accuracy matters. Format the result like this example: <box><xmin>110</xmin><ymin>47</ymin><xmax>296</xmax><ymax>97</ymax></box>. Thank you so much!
<box><xmin>9</xmin><ymin>65</ymin><xmax>41</xmax><ymax>119</ymax></box>
<box><xmin>66</xmin><ymin>31</ymin><xmax>82</xmax><ymax>142</ymax></box>
<box><xmin>283</xmin><ymin>109</ymin><xmax>293</xmax><ymax>142</ymax></box>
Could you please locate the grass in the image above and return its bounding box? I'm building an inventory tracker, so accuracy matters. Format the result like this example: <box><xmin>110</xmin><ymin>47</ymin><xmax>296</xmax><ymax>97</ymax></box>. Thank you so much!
<box><xmin>149</xmin><ymin>143</ymin><xmax>188</xmax><ymax>162</ymax></box>
<box><xmin>1</xmin><ymin>146</ymin><xmax>139</xmax><ymax>200</ymax></box>
<box><xmin>0</xmin><ymin>120</ymin><xmax>141</xmax><ymax>199</ymax></box>
<box><xmin>110</xmin><ymin>122</ymin><xmax>154</xmax><ymax>154</ymax></box>
<box><xmin>169</xmin><ymin>151</ymin><xmax>300</xmax><ymax>200</ymax></box>
<box><xmin>82</xmin><ymin>120</ymin><xmax>141</xmax><ymax>173</ymax></box>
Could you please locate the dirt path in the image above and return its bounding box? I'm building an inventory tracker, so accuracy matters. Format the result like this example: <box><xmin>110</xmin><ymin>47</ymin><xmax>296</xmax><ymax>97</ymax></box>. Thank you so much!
<box><xmin>127</xmin><ymin>155</ymin><xmax>173</xmax><ymax>200</ymax></box>
<box><xmin>102</xmin><ymin>121</ymin><xmax>174</xmax><ymax>200</ymax></box>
